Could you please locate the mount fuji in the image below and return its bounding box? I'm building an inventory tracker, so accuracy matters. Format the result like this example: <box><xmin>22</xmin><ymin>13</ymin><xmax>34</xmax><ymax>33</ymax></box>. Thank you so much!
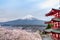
<box><xmin>1</xmin><ymin>15</ymin><xmax>47</xmax><ymax>26</ymax></box>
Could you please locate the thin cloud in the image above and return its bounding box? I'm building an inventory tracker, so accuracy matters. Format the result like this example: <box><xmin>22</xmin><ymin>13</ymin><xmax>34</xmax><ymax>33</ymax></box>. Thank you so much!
<box><xmin>0</xmin><ymin>18</ymin><xmax>9</xmax><ymax>22</ymax></box>
<box><xmin>38</xmin><ymin>0</ymin><xmax>59</xmax><ymax>9</ymax></box>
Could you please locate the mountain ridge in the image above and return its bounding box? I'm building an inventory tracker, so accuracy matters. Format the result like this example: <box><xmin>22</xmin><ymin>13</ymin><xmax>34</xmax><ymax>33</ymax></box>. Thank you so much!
<box><xmin>0</xmin><ymin>16</ymin><xmax>47</xmax><ymax>26</ymax></box>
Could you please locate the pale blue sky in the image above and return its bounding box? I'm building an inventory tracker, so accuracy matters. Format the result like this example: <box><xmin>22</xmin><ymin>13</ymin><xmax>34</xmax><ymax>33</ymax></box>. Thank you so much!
<box><xmin>0</xmin><ymin>0</ymin><xmax>59</xmax><ymax>22</ymax></box>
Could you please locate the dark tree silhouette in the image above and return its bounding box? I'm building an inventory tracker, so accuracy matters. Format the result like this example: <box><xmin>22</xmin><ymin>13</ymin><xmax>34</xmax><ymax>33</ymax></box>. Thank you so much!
<box><xmin>46</xmin><ymin>24</ymin><xmax>53</xmax><ymax>29</ymax></box>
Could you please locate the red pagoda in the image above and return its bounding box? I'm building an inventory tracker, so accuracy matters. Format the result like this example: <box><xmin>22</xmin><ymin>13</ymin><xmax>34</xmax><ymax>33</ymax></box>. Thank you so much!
<box><xmin>45</xmin><ymin>8</ymin><xmax>60</xmax><ymax>40</ymax></box>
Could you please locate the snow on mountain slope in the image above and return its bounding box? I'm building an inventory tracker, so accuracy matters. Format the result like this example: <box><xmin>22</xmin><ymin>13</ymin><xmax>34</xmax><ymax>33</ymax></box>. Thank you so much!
<box><xmin>1</xmin><ymin>15</ymin><xmax>46</xmax><ymax>26</ymax></box>
<box><xmin>22</xmin><ymin>15</ymin><xmax>39</xmax><ymax>20</ymax></box>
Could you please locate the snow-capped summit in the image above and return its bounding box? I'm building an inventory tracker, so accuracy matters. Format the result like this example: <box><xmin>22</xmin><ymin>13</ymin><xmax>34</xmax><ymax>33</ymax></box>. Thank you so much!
<box><xmin>22</xmin><ymin>15</ymin><xmax>38</xmax><ymax>20</ymax></box>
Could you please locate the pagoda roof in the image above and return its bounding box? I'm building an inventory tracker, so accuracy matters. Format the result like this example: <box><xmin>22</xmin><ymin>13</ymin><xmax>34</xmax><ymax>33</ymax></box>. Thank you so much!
<box><xmin>45</xmin><ymin>29</ymin><xmax>60</xmax><ymax>33</ymax></box>
<box><xmin>46</xmin><ymin>8</ymin><xmax>60</xmax><ymax>16</ymax></box>
<box><xmin>52</xmin><ymin>29</ymin><xmax>60</xmax><ymax>33</ymax></box>
<box><xmin>45</xmin><ymin>29</ymin><xmax>53</xmax><ymax>32</ymax></box>
<box><xmin>45</xmin><ymin>18</ymin><xmax>60</xmax><ymax>24</ymax></box>
<box><xmin>52</xmin><ymin>18</ymin><xmax>60</xmax><ymax>22</ymax></box>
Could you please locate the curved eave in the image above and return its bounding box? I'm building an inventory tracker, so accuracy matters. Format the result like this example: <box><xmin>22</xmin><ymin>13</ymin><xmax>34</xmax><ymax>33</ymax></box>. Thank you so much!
<box><xmin>51</xmin><ymin>30</ymin><xmax>60</xmax><ymax>33</ymax></box>
<box><xmin>52</xmin><ymin>18</ymin><xmax>60</xmax><ymax>22</ymax></box>
<box><xmin>45</xmin><ymin>29</ymin><xmax>60</xmax><ymax>33</ymax></box>
<box><xmin>52</xmin><ymin>8</ymin><xmax>60</xmax><ymax>12</ymax></box>
<box><xmin>46</xmin><ymin>13</ymin><xmax>54</xmax><ymax>16</ymax></box>
<box><xmin>45</xmin><ymin>29</ymin><xmax>52</xmax><ymax>32</ymax></box>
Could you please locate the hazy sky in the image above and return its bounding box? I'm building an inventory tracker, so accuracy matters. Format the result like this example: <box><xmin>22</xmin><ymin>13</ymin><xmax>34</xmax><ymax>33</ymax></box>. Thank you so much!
<box><xmin>0</xmin><ymin>0</ymin><xmax>59</xmax><ymax>22</ymax></box>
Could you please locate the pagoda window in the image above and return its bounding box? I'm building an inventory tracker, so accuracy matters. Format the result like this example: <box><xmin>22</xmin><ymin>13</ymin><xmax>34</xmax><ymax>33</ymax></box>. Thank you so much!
<box><xmin>50</xmin><ymin>33</ymin><xmax>52</xmax><ymax>35</ymax></box>
<box><xmin>55</xmin><ymin>23</ymin><xmax>57</xmax><ymax>27</ymax></box>
<box><xmin>52</xmin><ymin>33</ymin><xmax>56</xmax><ymax>38</ymax></box>
<box><xmin>53</xmin><ymin>22</ymin><xmax>58</xmax><ymax>29</ymax></box>
<box><xmin>56</xmin><ymin>22</ymin><xmax>58</xmax><ymax>28</ymax></box>
<box><xmin>53</xmin><ymin>22</ymin><xmax>59</xmax><ymax>29</ymax></box>
<box><xmin>54</xmin><ymin>14</ymin><xmax>56</xmax><ymax>18</ymax></box>
<box><xmin>56</xmin><ymin>13</ymin><xmax>58</xmax><ymax>17</ymax></box>
<box><xmin>54</xmin><ymin>12</ymin><xmax>59</xmax><ymax>18</ymax></box>
<box><xmin>58</xmin><ymin>12</ymin><xmax>60</xmax><ymax>18</ymax></box>
<box><xmin>55</xmin><ymin>22</ymin><xmax>57</xmax><ymax>26</ymax></box>
<box><xmin>53</xmin><ymin>22</ymin><xmax>55</xmax><ymax>28</ymax></box>
<box><xmin>58</xmin><ymin>22</ymin><xmax>60</xmax><ymax>28</ymax></box>
<box><xmin>56</xmin><ymin>34</ymin><xmax>58</xmax><ymax>38</ymax></box>
<box><xmin>51</xmin><ymin>21</ymin><xmax>54</xmax><ymax>24</ymax></box>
